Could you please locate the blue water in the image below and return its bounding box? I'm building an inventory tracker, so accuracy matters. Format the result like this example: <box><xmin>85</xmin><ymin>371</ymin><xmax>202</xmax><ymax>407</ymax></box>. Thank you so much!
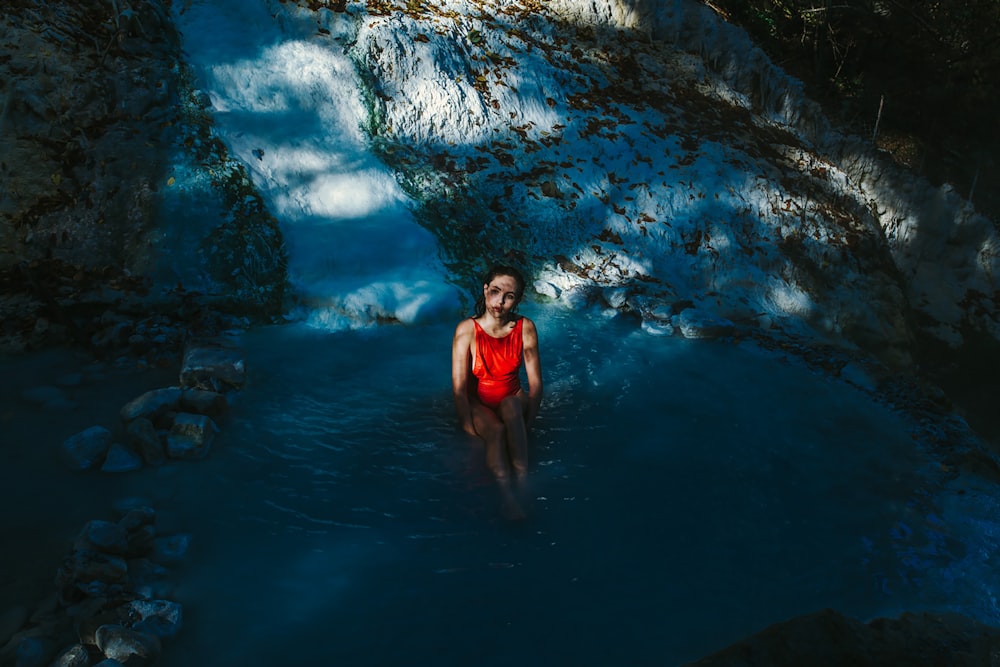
<box><xmin>0</xmin><ymin>306</ymin><xmax>988</xmax><ymax>665</ymax></box>
<box><xmin>130</xmin><ymin>307</ymin><xmax>954</xmax><ymax>665</ymax></box>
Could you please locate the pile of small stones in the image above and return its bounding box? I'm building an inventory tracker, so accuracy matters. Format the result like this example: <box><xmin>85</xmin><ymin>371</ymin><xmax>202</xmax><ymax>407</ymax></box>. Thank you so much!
<box><xmin>60</xmin><ymin>338</ymin><xmax>246</xmax><ymax>472</ymax></box>
<box><xmin>1</xmin><ymin>337</ymin><xmax>248</xmax><ymax>666</ymax></box>
<box><xmin>0</xmin><ymin>499</ymin><xmax>187</xmax><ymax>667</ymax></box>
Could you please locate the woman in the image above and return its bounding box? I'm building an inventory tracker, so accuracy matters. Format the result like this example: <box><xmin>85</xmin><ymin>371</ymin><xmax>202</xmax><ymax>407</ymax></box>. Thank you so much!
<box><xmin>451</xmin><ymin>265</ymin><xmax>543</xmax><ymax>509</ymax></box>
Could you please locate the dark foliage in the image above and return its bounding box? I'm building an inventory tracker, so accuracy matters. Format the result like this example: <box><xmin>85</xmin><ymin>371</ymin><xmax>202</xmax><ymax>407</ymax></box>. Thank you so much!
<box><xmin>707</xmin><ymin>0</ymin><xmax>1000</xmax><ymax>216</ymax></box>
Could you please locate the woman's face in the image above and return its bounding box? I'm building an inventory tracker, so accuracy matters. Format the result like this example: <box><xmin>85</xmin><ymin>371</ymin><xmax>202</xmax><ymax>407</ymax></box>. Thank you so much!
<box><xmin>483</xmin><ymin>274</ymin><xmax>520</xmax><ymax>319</ymax></box>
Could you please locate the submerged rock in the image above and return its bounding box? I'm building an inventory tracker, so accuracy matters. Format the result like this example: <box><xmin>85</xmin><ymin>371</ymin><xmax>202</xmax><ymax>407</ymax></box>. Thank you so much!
<box><xmin>684</xmin><ymin>608</ymin><xmax>1000</xmax><ymax>667</ymax></box>
<box><xmin>101</xmin><ymin>444</ymin><xmax>144</xmax><ymax>473</ymax></box>
<box><xmin>151</xmin><ymin>535</ymin><xmax>192</xmax><ymax>565</ymax></box>
<box><xmin>0</xmin><ymin>605</ymin><xmax>28</xmax><ymax>647</ymax></box>
<box><xmin>20</xmin><ymin>385</ymin><xmax>76</xmax><ymax>411</ymax></box>
<box><xmin>13</xmin><ymin>635</ymin><xmax>57</xmax><ymax>667</ymax></box>
<box><xmin>73</xmin><ymin>521</ymin><xmax>129</xmax><ymax>556</ymax></box>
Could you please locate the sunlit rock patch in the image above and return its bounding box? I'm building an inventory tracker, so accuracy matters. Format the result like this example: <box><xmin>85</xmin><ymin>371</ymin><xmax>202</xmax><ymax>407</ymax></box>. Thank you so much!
<box><xmin>279</xmin><ymin>0</ymin><xmax>997</xmax><ymax>367</ymax></box>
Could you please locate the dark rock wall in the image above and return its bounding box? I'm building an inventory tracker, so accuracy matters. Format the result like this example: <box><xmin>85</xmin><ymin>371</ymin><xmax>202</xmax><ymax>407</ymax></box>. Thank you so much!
<box><xmin>1</xmin><ymin>0</ymin><xmax>180</xmax><ymax>272</ymax></box>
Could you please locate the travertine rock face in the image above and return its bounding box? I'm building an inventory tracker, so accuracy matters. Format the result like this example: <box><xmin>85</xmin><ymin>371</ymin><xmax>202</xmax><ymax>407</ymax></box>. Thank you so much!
<box><xmin>344</xmin><ymin>0</ymin><xmax>996</xmax><ymax>364</ymax></box>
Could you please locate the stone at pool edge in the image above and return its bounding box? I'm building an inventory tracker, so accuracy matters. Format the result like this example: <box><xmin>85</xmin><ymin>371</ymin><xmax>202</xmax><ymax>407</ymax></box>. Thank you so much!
<box><xmin>126</xmin><ymin>418</ymin><xmax>166</xmax><ymax>466</ymax></box>
<box><xmin>119</xmin><ymin>388</ymin><xmax>182</xmax><ymax>424</ymax></box>
<box><xmin>179</xmin><ymin>339</ymin><xmax>246</xmax><ymax>392</ymax></box>
<box><xmin>165</xmin><ymin>413</ymin><xmax>218</xmax><ymax>460</ymax></box>
<box><xmin>119</xmin><ymin>387</ymin><xmax>228</xmax><ymax>424</ymax></box>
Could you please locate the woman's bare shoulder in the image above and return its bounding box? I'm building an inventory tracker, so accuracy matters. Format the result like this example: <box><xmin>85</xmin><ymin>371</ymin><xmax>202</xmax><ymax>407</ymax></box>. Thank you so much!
<box><xmin>454</xmin><ymin>317</ymin><xmax>475</xmax><ymax>337</ymax></box>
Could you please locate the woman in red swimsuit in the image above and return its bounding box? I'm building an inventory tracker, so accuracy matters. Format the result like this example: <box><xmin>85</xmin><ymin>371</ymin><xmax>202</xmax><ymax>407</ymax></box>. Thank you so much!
<box><xmin>452</xmin><ymin>265</ymin><xmax>543</xmax><ymax>514</ymax></box>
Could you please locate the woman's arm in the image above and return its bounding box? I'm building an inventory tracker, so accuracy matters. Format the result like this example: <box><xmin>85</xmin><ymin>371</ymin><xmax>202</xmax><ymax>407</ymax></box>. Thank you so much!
<box><xmin>521</xmin><ymin>318</ymin><xmax>543</xmax><ymax>427</ymax></box>
<box><xmin>451</xmin><ymin>320</ymin><xmax>477</xmax><ymax>436</ymax></box>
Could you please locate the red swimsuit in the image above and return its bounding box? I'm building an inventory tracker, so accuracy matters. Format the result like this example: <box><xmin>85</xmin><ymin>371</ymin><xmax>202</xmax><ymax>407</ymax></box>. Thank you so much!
<box><xmin>471</xmin><ymin>317</ymin><xmax>523</xmax><ymax>410</ymax></box>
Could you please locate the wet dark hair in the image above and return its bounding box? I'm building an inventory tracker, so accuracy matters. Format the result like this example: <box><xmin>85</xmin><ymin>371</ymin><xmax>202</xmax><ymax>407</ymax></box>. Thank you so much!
<box><xmin>473</xmin><ymin>264</ymin><xmax>526</xmax><ymax>318</ymax></box>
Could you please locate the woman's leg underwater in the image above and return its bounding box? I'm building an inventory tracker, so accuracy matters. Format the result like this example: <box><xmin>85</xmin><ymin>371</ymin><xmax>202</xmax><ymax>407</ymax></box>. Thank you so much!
<box><xmin>498</xmin><ymin>395</ymin><xmax>529</xmax><ymax>480</ymax></box>
<box><xmin>471</xmin><ymin>401</ymin><xmax>509</xmax><ymax>480</ymax></box>
<box><xmin>471</xmin><ymin>399</ymin><xmax>525</xmax><ymax>520</ymax></box>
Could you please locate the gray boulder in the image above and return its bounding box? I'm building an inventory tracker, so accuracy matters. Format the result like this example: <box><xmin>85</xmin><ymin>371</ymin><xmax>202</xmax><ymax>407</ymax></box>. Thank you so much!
<box><xmin>119</xmin><ymin>388</ymin><xmax>182</xmax><ymax>424</ymax></box>
<box><xmin>61</xmin><ymin>427</ymin><xmax>113</xmax><ymax>471</ymax></box>
<box><xmin>165</xmin><ymin>413</ymin><xmax>217</xmax><ymax>460</ymax></box>
<box><xmin>683</xmin><ymin>608</ymin><xmax>1000</xmax><ymax>667</ymax></box>
<box><xmin>74</xmin><ymin>521</ymin><xmax>128</xmax><ymax>556</ymax></box>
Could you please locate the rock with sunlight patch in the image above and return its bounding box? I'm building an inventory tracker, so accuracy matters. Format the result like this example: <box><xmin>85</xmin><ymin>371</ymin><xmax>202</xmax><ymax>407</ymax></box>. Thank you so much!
<box><xmin>346</xmin><ymin>0</ymin><xmax>998</xmax><ymax>365</ymax></box>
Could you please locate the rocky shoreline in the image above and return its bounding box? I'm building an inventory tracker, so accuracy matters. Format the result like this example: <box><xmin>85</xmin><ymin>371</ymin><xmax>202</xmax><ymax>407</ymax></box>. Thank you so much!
<box><xmin>1</xmin><ymin>337</ymin><xmax>246</xmax><ymax>667</ymax></box>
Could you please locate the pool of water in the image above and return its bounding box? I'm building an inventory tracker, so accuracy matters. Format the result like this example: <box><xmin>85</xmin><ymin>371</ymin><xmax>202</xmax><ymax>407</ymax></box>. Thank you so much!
<box><xmin>0</xmin><ymin>306</ymin><xmax>988</xmax><ymax>664</ymax></box>
<box><xmin>95</xmin><ymin>306</ymin><xmax>958</xmax><ymax>666</ymax></box>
